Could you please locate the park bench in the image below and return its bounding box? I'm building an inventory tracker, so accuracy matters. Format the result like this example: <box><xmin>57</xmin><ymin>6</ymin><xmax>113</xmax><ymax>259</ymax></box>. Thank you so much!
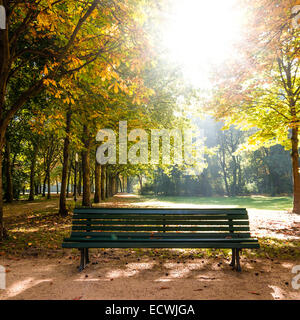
<box><xmin>62</xmin><ymin>207</ymin><xmax>259</xmax><ymax>272</ymax></box>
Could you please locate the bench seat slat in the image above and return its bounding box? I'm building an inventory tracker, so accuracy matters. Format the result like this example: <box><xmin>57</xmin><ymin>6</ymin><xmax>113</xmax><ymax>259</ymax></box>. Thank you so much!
<box><xmin>70</xmin><ymin>232</ymin><xmax>252</xmax><ymax>238</ymax></box>
<box><xmin>73</xmin><ymin>214</ymin><xmax>249</xmax><ymax>220</ymax></box>
<box><xmin>62</xmin><ymin>241</ymin><xmax>259</xmax><ymax>249</ymax></box>
<box><xmin>72</xmin><ymin>220</ymin><xmax>250</xmax><ymax>226</ymax></box>
<box><xmin>72</xmin><ymin>226</ymin><xmax>250</xmax><ymax>232</ymax></box>
<box><xmin>74</xmin><ymin>208</ymin><xmax>247</xmax><ymax>215</ymax></box>
<box><xmin>64</xmin><ymin>237</ymin><xmax>258</xmax><ymax>243</ymax></box>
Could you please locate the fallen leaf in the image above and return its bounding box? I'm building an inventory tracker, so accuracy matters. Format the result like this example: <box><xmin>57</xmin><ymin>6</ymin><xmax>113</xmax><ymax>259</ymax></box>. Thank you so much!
<box><xmin>248</xmin><ymin>291</ymin><xmax>260</xmax><ymax>295</ymax></box>
<box><xmin>199</xmin><ymin>276</ymin><xmax>216</xmax><ymax>280</ymax></box>
<box><xmin>72</xmin><ymin>296</ymin><xmax>83</xmax><ymax>300</ymax></box>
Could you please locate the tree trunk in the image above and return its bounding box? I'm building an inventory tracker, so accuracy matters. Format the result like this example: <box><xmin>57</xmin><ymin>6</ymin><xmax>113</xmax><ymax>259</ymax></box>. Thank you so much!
<box><xmin>127</xmin><ymin>176</ymin><xmax>131</xmax><ymax>193</ymax></box>
<box><xmin>291</xmin><ymin>127</ymin><xmax>300</xmax><ymax>213</ymax></box>
<box><xmin>82</xmin><ymin>125</ymin><xmax>91</xmax><ymax>207</ymax></box>
<box><xmin>101</xmin><ymin>165</ymin><xmax>105</xmax><ymax>200</ymax></box>
<box><xmin>105</xmin><ymin>166</ymin><xmax>109</xmax><ymax>198</ymax></box>
<box><xmin>231</xmin><ymin>155</ymin><xmax>237</xmax><ymax>197</ymax></box>
<box><xmin>91</xmin><ymin>171</ymin><xmax>94</xmax><ymax>194</ymax></box>
<box><xmin>35</xmin><ymin>182</ymin><xmax>38</xmax><ymax>195</ymax></box>
<box><xmin>112</xmin><ymin>175</ymin><xmax>116</xmax><ymax>195</ymax></box>
<box><xmin>109</xmin><ymin>175</ymin><xmax>113</xmax><ymax>196</ymax></box>
<box><xmin>47</xmin><ymin>167</ymin><xmax>51</xmax><ymax>199</ymax></box>
<box><xmin>59</xmin><ymin>109</ymin><xmax>71</xmax><ymax>216</ymax></box>
<box><xmin>42</xmin><ymin>173</ymin><xmax>47</xmax><ymax>197</ymax></box>
<box><xmin>66</xmin><ymin>164</ymin><xmax>71</xmax><ymax>198</ymax></box>
<box><xmin>4</xmin><ymin>140</ymin><xmax>13</xmax><ymax>202</ymax></box>
<box><xmin>138</xmin><ymin>175</ymin><xmax>143</xmax><ymax>190</ymax></box>
<box><xmin>78</xmin><ymin>163</ymin><xmax>82</xmax><ymax>196</ymax></box>
<box><xmin>0</xmin><ymin>149</ymin><xmax>8</xmax><ymax>241</ymax></box>
<box><xmin>119</xmin><ymin>176</ymin><xmax>123</xmax><ymax>193</ymax></box>
<box><xmin>28</xmin><ymin>144</ymin><xmax>38</xmax><ymax>201</ymax></box>
<box><xmin>94</xmin><ymin>159</ymin><xmax>101</xmax><ymax>203</ymax></box>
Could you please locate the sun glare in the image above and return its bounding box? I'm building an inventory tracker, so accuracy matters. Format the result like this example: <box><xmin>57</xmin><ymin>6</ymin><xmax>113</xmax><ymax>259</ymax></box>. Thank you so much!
<box><xmin>162</xmin><ymin>0</ymin><xmax>244</xmax><ymax>88</ymax></box>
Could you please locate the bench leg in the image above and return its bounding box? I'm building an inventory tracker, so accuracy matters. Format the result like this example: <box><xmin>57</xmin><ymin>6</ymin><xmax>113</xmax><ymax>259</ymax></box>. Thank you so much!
<box><xmin>229</xmin><ymin>248</ymin><xmax>236</xmax><ymax>268</ymax></box>
<box><xmin>85</xmin><ymin>248</ymin><xmax>90</xmax><ymax>264</ymax></box>
<box><xmin>235</xmin><ymin>249</ymin><xmax>241</xmax><ymax>272</ymax></box>
<box><xmin>78</xmin><ymin>248</ymin><xmax>85</xmax><ymax>272</ymax></box>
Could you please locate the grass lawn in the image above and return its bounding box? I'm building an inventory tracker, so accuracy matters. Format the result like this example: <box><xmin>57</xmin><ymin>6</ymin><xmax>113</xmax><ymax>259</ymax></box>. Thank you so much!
<box><xmin>141</xmin><ymin>195</ymin><xmax>293</xmax><ymax>211</ymax></box>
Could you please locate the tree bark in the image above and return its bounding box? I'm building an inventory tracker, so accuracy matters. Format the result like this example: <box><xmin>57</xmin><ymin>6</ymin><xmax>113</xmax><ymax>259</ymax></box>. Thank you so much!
<box><xmin>138</xmin><ymin>175</ymin><xmax>143</xmax><ymax>190</ymax></box>
<box><xmin>94</xmin><ymin>159</ymin><xmax>101</xmax><ymax>203</ymax></box>
<box><xmin>119</xmin><ymin>176</ymin><xmax>123</xmax><ymax>192</ymax></box>
<box><xmin>47</xmin><ymin>168</ymin><xmax>51</xmax><ymax>199</ymax></box>
<box><xmin>78</xmin><ymin>163</ymin><xmax>82</xmax><ymax>196</ymax></box>
<box><xmin>105</xmin><ymin>166</ymin><xmax>109</xmax><ymax>198</ymax></box>
<box><xmin>42</xmin><ymin>173</ymin><xmax>47</xmax><ymax>197</ymax></box>
<box><xmin>4</xmin><ymin>139</ymin><xmax>13</xmax><ymax>202</ymax></box>
<box><xmin>28</xmin><ymin>144</ymin><xmax>38</xmax><ymax>201</ymax></box>
<box><xmin>59</xmin><ymin>109</ymin><xmax>71</xmax><ymax>216</ymax></box>
<box><xmin>112</xmin><ymin>175</ymin><xmax>116</xmax><ymax>195</ymax></box>
<box><xmin>101</xmin><ymin>165</ymin><xmax>105</xmax><ymax>200</ymax></box>
<box><xmin>0</xmin><ymin>148</ymin><xmax>8</xmax><ymax>241</ymax></box>
<box><xmin>291</xmin><ymin>127</ymin><xmax>300</xmax><ymax>213</ymax></box>
<box><xmin>66</xmin><ymin>163</ymin><xmax>71</xmax><ymax>198</ymax></box>
<box><xmin>82</xmin><ymin>125</ymin><xmax>91</xmax><ymax>207</ymax></box>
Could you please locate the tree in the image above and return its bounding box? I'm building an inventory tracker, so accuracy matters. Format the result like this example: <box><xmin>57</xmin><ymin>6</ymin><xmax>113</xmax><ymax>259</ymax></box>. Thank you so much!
<box><xmin>210</xmin><ymin>0</ymin><xmax>300</xmax><ymax>213</ymax></box>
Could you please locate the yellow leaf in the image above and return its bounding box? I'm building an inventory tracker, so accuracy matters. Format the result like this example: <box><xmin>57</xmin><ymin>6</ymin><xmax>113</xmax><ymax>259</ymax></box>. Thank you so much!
<box><xmin>114</xmin><ymin>82</ymin><xmax>119</xmax><ymax>94</ymax></box>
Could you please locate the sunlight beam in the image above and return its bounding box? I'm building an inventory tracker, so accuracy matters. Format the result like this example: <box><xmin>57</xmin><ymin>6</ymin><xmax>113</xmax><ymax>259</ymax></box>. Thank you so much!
<box><xmin>162</xmin><ymin>0</ymin><xmax>244</xmax><ymax>88</ymax></box>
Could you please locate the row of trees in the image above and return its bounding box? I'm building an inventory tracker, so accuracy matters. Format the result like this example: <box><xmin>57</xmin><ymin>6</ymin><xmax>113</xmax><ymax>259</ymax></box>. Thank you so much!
<box><xmin>140</xmin><ymin>119</ymin><xmax>292</xmax><ymax>197</ymax></box>
<box><xmin>0</xmin><ymin>0</ymin><xmax>192</xmax><ymax>240</ymax></box>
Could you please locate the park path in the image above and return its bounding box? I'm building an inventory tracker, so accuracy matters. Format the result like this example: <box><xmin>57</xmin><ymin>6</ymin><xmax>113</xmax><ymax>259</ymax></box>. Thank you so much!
<box><xmin>1</xmin><ymin>193</ymin><xmax>300</xmax><ymax>300</ymax></box>
<box><xmin>0</xmin><ymin>252</ymin><xmax>299</xmax><ymax>300</ymax></box>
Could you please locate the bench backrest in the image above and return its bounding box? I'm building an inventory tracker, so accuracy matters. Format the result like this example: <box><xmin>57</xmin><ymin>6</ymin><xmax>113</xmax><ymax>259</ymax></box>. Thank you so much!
<box><xmin>71</xmin><ymin>208</ymin><xmax>251</xmax><ymax>239</ymax></box>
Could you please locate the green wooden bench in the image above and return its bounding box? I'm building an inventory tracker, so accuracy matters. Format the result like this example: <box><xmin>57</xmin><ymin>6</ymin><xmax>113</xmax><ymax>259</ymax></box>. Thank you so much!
<box><xmin>62</xmin><ymin>207</ymin><xmax>259</xmax><ymax>272</ymax></box>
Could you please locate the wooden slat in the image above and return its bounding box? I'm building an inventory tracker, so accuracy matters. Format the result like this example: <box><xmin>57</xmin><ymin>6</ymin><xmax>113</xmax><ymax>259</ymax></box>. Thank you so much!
<box><xmin>70</xmin><ymin>232</ymin><xmax>251</xmax><ymax>238</ymax></box>
<box><xmin>62</xmin><ymin>241</ymin><xmax>260</xmax><ymax>249</ymax></box>
<box><xmin>72</xmin><ymin>226</ymin><xmax>250</xmax><ymax>232</ymax></box>
<box><xmin>74</xmin><ymin>208</ymin><xmax>247</xmax><ymax>215</ymax></box>
<box><xmin>72</xmin><ymin>220</ymin><xmax>249</xmax><ymax>226</ymax></box>
<box><xmin>64</xmin><ymin>237</ymin><xmax>259</xmax><ymax>243</ymax></box>
<box><xmin>73</xmin><ymin>214</ymin><xmax>249</xmax><ymax>220</ymax></box>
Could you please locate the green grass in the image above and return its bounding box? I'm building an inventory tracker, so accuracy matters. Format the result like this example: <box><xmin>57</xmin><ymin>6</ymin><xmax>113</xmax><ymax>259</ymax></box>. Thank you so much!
<box><xmin>141</xmin><ymin>195</ymin><xmax>293</xmax><ymax>211</ymax></box>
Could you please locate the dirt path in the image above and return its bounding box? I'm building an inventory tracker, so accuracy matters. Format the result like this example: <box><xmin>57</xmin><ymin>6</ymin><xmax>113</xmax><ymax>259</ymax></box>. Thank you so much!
<box><xmin>1</xmin><ymin>193</ymin><xmax>300</xmax><ymax>300</ymax></box>
<box><xmin>0</xmin><ymin>253</ymin><xmax>299</xmax><ymax>300</ymax></box>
